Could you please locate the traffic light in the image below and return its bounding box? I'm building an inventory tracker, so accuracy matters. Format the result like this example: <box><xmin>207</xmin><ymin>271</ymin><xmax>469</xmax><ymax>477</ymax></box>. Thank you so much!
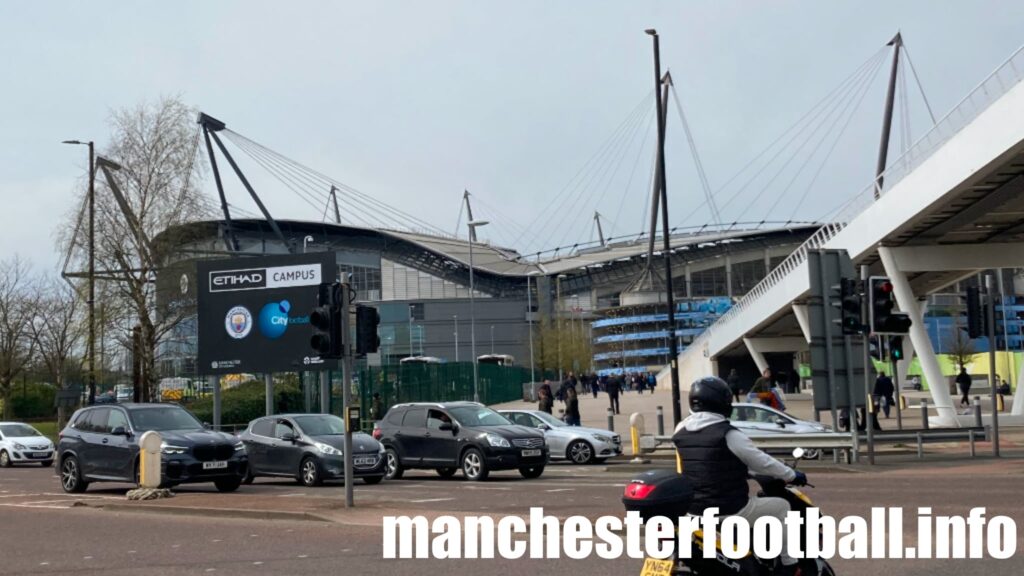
<box><xmin>310</xmin><ymin>282</ymin><xmax>342</xmax><ymax>359</ymax></box>
<box><xmin>868</xmin><ymin>276</ymin><xmax>912</xmax><ymax>334</ymax></box>
<box><xmin>888</xmin><ymin>336</ymin><xmax>904</xmax><ymax>362</ymax></box>
<box><xmin>836</xmin><ymin>278</ymin><xmax>864</xmax><ymax>335</ymax></box>
<box><xmin>965</xmin><ymin>285</ymin><xmax>984</xmax><ymax>338</ymax></box>
<box><xmin>355</xmin><ymin>305</ymin><xmax>381</xmax><ymax>355</ymax></box>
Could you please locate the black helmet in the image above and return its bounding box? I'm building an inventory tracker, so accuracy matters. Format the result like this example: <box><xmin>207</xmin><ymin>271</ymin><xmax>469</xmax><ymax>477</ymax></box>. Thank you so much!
<box><xmin>689</xmin><ymin>376</ymin><xmax>733</xmax><ymax>417</ymax></box>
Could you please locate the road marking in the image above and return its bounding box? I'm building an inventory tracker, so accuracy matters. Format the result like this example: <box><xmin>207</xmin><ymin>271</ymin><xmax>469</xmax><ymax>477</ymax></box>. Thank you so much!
<box><xmin>253</xmin><ymin>561</ymin><xmax>264</xmax><ymax>565</ymax></box>
<box><xmin>545</xmin><ymin>488</ymin><xmax>574</xmax><ymax>493</ymax></box>
<box><xmin>409</xmin><ymin>497</ymin><xmax>455</xmax><ymax>503</ymax></box>
<box><xmin>277</xmin><ymin>493</ymin><xmax>308</xmax><ymax>497</ymax></box>
<box><xmin>463</xmin><ymin>486</ymin><xmax>511</xmax><ymax>491</ymax></box>
<box><xmin>297</xmin><ymin>555</ymin><xmax>308</xmax><ymax>559</ymax></box>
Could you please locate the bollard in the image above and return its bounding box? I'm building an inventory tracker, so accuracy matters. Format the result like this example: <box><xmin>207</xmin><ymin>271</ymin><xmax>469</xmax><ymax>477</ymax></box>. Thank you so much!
<box><xmin>138</xmin><ymin>431</ymin><xmax>162</xmax><ymax>488</ymax></box>
<box><xmin>920</xmin><ymin>400</ymin><xmax>929</xmax><ymax>430</ymax></box>
<box><xmin>974</xmin><ymin>397</ymin><xmax>983</xmax><ymax>429</ymax></box>
<box><xmin>656</xmin><ymin>406</ymin><xmax>665</xmax><ymax>436</ymax></box>
<box><xmin>629</xmin><ymin>413</ymin><xmax>649</xmax><ymax>464</ymax></box>
<box><xmin>607</xmin><ymin>408</ymin><xmax>615</xmax><ymax>432</ymax></box>
<box><xmin>969</xmin><ymin>430</ymin><xmax>976</xmax><ymax>458</ymax></box>
<box><xmin>916</xmin><ymin>432</ymin><xmax>923</xmax><ymax>459</ymax></box>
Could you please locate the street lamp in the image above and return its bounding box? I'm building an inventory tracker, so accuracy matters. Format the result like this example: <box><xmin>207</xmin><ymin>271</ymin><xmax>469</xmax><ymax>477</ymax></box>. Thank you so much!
<box><xmin>453</xmin><ymin>315</ymin><xmax>459</xmax><ymax>362</ymax></box>
<box><xmin>490</xmin><ymin>325</ymin><xmax>495</xmax><ymax>355</ymax></box>
<box><xmin>303</xmin><ymin>235</ymin><xmax>314</xmax><ymax>253</ymax></box>
<box><xmin>556</xmin><ymin>274</ymin><xmax>567</xmax><ymax>381</ymax></box>
<box><xmin>63</xmin><ymin>139</ymin><xmax>96</xmax><ymax>406</ymax></box>
<box><xmin>468</xmin><ymin>219</ymin><xmax>489</xmax><ymax>402</ymax></box>
<box><xmin>408</xmin><ymin>304</ymin><xmax>416</xmax><ymax>358</ymax></box>
<box><xmin>526</xmin><ymin>271</ymin><xmax>541</xmax><ymax>383</ymax></box>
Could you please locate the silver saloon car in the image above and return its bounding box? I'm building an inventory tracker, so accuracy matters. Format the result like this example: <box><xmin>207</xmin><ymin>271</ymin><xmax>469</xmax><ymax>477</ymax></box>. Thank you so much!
<box><xmin>499</xmin><ymin>409</ymin><xmax>621</xmax><ymax>464</ymax></box>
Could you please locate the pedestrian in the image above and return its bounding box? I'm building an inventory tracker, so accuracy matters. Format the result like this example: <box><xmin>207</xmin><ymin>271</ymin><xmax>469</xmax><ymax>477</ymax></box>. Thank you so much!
<box><xmin>956</xmin><ymin>366</ymin><xmax>972</xmax><ymax>407</ymax></box>
<box><xmin>873</xmin><ymin>370</ymin><xmax>895</xmax><ymax>419</ymax></box>
<box><xmin>369</xmin><ymin>392</ymin><xmax>384</xmax><ymax>422</ymax></box>
<box><xmin>538</xmin><ymin>384</ymin><xmax>554</xmax><ymax>414</ymax></box>
<box><xmin>748</xmin><ymin>368</ymin><xmax>774</xmax><ymax>405</ymax></box>
<box><xmin>607</xmin><ymin>373</ymin><xmax>621</xmax><ymax>415</ymax></box>
<box><xmin>647</xmin><ymin>372</ymin><xmax>657</xmax><ymax>392</ymax></box>
<box><xmin>726</xmin><ymin>368</ymin><xmax>742</xmax><ymax>403</ymax></box>
<box><xmin>590</xmin><ymin>375</ymin><xmax>600</xmax><ymax>399</ymax></box>
<box><xmin>996</xmin><ymin>375</ymin><xmax>1011</xmax><ymax>396</ymax></box>
<box><xmin>564</xmin><ymin>387</ymin><xmax>581</xmax><ymax>426</ymax></box>
<box><xmin>636</xmin><ymin>372</ymin><xmax>645</xmax><ymax>394</ymax></box>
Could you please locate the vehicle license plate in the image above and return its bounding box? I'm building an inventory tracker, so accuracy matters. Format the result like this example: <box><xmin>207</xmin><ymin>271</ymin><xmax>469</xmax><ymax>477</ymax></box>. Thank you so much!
<box><xmin>639</xmin><ymin>557</ymin><xmax>674</xmax><ymax>576</ymax></box>
<box><xmin>354</xmin><ymin>457</ymin><xmax>376</xmax><ymax>466</ymax></box>
<box><xmin>202</xmin><ymin>461</ymin><xmax>228</xmax><ymax>470</ymax></box>
<box><xmin>32</xmin><ymin>452</ymin><xmax>48</xmax><ymax>458</ymax></box>
<box><xmin>521</xmin><ymin>449</ymin><xmax>541</xmax><ymax>457</ymax></box>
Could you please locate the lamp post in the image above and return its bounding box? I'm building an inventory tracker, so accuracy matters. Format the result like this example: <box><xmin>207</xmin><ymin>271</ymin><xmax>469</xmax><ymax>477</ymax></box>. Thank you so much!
<box><xmin>302</xmin><ymin>235</ymin><xmax>314</xmax><ymax>253</ymax></box>
<box><xmin>468</xmin><ymin>219</ymin><xmax>489</xmax><ymax>402</ymax></box>
<box><xmin>490</xmin><ymin>325</ymin><xmax>495</xmax><ymax>355</ymax></box>
<box><xmin>63</xmin><ymin>139</ymin><xmax>96</xmax><ymax>405</ymax></box>
<box><xmin>557</xmin><ymin>274</ymin><xmax>567</xmax><ymax>381</ymax></box>
<box><xmin>408</xmin><ymin>305</ymin><xmax>415</xmax><ymax>358</ymax></box>
<box><xmin>526</xmin><ymin>271</ymin><xmax>540</xmax><ymax>383</ymax></box>
<box><xmin>453</xmin><ymin>315</ymin><xmax>459</xmax><ymax>362</ymax></box>
<box><xmin>645</xmin><ymin>28</ymin><xmax>682</xmax><ymax>424</ymax></box>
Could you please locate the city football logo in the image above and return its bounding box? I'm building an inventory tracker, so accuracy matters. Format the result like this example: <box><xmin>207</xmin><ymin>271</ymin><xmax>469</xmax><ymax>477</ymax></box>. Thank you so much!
<box><xmin>224</xmin><ymin>306</ymin><xmax>253</xmax><ymax>339</ymax></box>
<box><xmin>259</xmin><ymin>300</ymin><xmax>292</xmax><ymax>340</ymax></box>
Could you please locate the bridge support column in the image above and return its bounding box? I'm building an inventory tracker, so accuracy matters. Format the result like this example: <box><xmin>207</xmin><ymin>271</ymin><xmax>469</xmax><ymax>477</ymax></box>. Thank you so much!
<box><xmin>743</xmin><ymin>338</ymin><xmax>769</xmax><ymax>374</ymax></box>
<box><xmin>792</xmin><ymin>304</ymin><xmax>812</xmax><ymax>344</ymax></box>
<box><xmin>743</xmin><ymin>337</ymin><xmax>808</xmax><ymax>375</ymax></box>
<box><xmin>878</xmin><ymin>247</ymin><xmax>957</xmax><ymax>425</ymax></box>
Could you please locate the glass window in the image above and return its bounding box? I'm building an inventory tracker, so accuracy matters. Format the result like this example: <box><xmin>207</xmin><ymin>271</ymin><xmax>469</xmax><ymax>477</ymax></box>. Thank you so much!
<box><xmin>426</xmin><ymin>410</ymin><xmax>451</xmax><ymax>430</ymax></box>
<box><xmin>88</xmin><ymin>408</ymin><xmax>112</xmax><ymax>434</ymax></box>
<box><xmin>402</xmin><ymin>408</ymin><xmax>426</xmax><ymax>428</ymax></box>
<box><xmin>129</xmin><ymin>407</ymin><xmax>204</xmax><ymax>432</ymax></box>
<box><xmin>293</xmin><ymin>415</ymin><xmax>345</xmax><ymax>436</ymax></box>
<box><xmin>385</xmin><ymin>408</ymin><xmax>405</xmax><ymax>426</ymax></box>
<box><xmin>252</xmin><ymin>419</ymin><xmax>274</xmax><ymax>437</ymax></box>
<box><xmin>447</xmin><ymin>406</ymin><xmax>511</xmax><ymax>427</ymax></box>
<box><xmin>274</xmin><ymin>421</ymin><xmax>295</xmax><ymax>439</ymax></box>
<box><xmin>107</xmin><ymin>410</ymin><xmax>130</xmax><ymax>432</ymax></box>
<box><xmin>0</xmin><ymin>424</ymin><xmax>40</xmax><ymax>438</ymax></box>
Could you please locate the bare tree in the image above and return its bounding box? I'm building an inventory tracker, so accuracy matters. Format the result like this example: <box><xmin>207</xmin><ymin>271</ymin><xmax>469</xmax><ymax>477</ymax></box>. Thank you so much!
<box><xmin>59</xmin><ymin>96</ymin><xmax>211</xmax><ymax>402</ymax></box>
<box><xmin>0</xmin><ymin>257</ymin><xmax>37</xmax><ymax>419</ymax></box>
<box><xmin>31</xmin><ymin>276</ymin><xmax>84</xmax><ymax>428</ymax></box>
<box><xmin>946</xmin><ymin>325</ymin><xmax>976</xmax><ymax>371</ymax></box>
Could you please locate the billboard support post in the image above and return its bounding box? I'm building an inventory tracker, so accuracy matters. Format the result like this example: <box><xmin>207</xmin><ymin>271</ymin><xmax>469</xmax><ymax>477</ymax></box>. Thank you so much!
<box><xmin>210</xmin><ymin>375</ymin><xmax>221</xmax><ymax>430</ymax></box>
<box><xmin>341</xmin><ymin>282</ymin><xmax>355</xmax><ymax>508</ymax></box>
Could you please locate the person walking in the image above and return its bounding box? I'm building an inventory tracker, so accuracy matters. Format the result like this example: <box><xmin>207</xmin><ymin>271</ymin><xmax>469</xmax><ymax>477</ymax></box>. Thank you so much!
<box><xmin>590</xmin><ymin>375</ymin><xmax>600</xmax><ymax>399</ymax></box>
<box><xmin>873</xmin><ymin>370</ymin><xmax>895</xmax><ymax>419</ymax></box>
<box><xmin>538</xmin><ymin>384</ymin><xmax>554</xmax><ymax>414</ymax></box>
<box><xmin>564</xmin><ymin>387</ymin><xmax>581</xmax><ymax>426</ymax></box>
<box><xmin>726</xmin><ymin>369</ymin><xmax>742</xmax><ymax>403</ymax></box>
<box><xmin>647</xmin><ymin>372</ymin><xmax>657</xmax><ymax>392</ymax></box>
<box><xmin>607</xmin><ymin>374</ymin><xmax>621</xmax><ymax>415</ymax></box>
<box><xmin>956</xmin><ymin>366</ymin><xmax>972</xmax><ymax>407</ymax></box>
<box><xmin>369</xmin><ymin>392</ymin><xmax>384</xmax><ymax>422</ymax></box>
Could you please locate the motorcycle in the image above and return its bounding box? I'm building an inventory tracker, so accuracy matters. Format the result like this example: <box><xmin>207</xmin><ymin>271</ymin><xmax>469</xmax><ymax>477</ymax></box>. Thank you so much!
<box><xmin>622</xmin><ymin>448</ymin><xmax>835</xmax><ymax>576</ymax></box>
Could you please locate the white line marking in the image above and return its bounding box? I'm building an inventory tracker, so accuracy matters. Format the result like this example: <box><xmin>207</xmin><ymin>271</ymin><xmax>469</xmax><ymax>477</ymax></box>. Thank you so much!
<box><xmin>409</xmin><ymin>497</ymin><xmax>455</xmax><ymax>503</ymax></box>
<box><xmin>545</xmin><ymin>488</ymin><xmax>574</xmax><ymax>493</ymax></box>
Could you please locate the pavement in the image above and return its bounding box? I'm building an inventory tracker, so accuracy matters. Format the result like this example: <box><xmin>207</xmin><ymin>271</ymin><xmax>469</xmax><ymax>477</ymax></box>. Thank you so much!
<box><xmin>2</xmin><ymin>453</ymin><xmax>1023</xmax><ymax>575</ymax></box>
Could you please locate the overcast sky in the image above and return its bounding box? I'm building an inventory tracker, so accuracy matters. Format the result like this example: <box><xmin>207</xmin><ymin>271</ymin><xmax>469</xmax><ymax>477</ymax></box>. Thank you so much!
<box><xmin>2</xmin><ymin>1</ymin><xmax>1022</xmax><ymax>271</ymax></box>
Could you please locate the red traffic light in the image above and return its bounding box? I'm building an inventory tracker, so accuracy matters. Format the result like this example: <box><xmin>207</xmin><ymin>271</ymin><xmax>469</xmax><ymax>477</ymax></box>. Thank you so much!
<box><xmin>880</xmin><ymin>281</ymin><xmax>894</xmax><ymax>293</ymax></box>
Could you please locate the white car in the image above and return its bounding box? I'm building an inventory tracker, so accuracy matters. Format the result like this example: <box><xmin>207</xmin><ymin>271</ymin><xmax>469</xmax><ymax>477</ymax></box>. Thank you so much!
<box><xmin>0</xmin><ymin>422</ymin><xmax>55</xmax><ymax>467</ymax></box>
<box><xmin>730</xmin><ymin>403</ymin><xmax>831</xmax><ymax>436</ymax></box>
<box><xmin>499</xmin><ymin>409</ymin><xmax>622</xmax><ymax>464</ymax></box>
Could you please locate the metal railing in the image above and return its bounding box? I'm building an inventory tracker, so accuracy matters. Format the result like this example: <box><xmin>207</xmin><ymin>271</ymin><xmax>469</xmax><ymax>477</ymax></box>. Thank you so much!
<box><xmin>680</xmin><ymin>44</ymin><xmax>1024</xmax><ymax>361</ymax></box>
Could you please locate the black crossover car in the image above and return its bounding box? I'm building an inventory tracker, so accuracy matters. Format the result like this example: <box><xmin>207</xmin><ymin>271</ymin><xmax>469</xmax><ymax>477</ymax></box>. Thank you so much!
<box><xmin>239</xmin><ymin>414</ymin><xmax>385</xmax><ymax>487</ymax></box>
<box><xmin>57</xmin><ymin>403</ymin><xmax>248</xmax><ymax>493</ymax></box>
<box><xmin>376</xmin><ymin>402</ymin><xmax>548</xmax><ymax>481</ymax></box>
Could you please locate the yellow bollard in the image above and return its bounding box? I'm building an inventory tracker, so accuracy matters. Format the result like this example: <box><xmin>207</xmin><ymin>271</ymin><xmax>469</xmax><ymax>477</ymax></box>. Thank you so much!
<box><xmin>138</xmin><ymin>431</ymin><xmax>162</xmax><ymax>488</ymax></box>
<box><xmin>899</xmin><ymin>395</ymin><xmax>907</xmax><ymax>410</ymax></box>
<box><xmin>628</xmin><ymin>413</ymin><xmax>649</xmax><ymax>464</ymax></box>
<box><xmin>676</xmin><ymin>452</ymin><xmax>683</xmax><ymax>474</ymax></box>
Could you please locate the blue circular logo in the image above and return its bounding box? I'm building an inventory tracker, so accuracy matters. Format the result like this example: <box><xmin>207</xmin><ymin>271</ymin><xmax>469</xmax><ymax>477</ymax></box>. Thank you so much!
<box><xmin>258</xmin><ymin>300</ymin><xmax>291</xmax><ymax>339</ymax></box>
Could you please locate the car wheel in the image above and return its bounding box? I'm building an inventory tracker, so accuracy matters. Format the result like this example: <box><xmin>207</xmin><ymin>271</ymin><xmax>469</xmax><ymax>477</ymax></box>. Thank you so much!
<box><xmin>242</xmin><ymin>467</ymin><xmax>255</xmax><ymax>485</ymax></box>
<box><xmin>214</xmin><ymin>477</ymin><xmax>242</xmax><ymax>492</ymax></box>
<box><xmin>436</xmin><ymin>467</ymin><xmax>458</xmax><ymax>479</ymax></box>
<box><xmin>0</xmin><ymin>450</ymin><xmax>10</xmax><ymax>468</ymax></box>
<box><xmin>804</xmin><ymin>449</ymin><xmax>821</xmax><ymax>460</ymax></box>
<box><xmin>41</xmin><ymin>460</ymin><xmax>53</xmax><ymax>468</ymax></box>
<box><xmin>363</xmin><ymin>475</ymin><xmax>384</xmax><ymax>485</ymax></box>
<box><xmin>60</xmin><ymin>456</ymin><xmax>88</xmax><ymax>493</ymax></box>
<box><xmin>384</xmin><ymin>448</ymin><xmax>404</xmax><ymax>480</ymax></box>
<box><xmin>299</xmin><ymin>456</ymin><xmax>323</xmax><ymax>487</ymax></box>
<box><xmin>519</xmin><ymin>466</ymin><xmax>544</xmax><ymax>479</ymax></box>
<box><xmin>567</xmin><ymin>440</ymin><xmax>595</xmax><ymax>465</ymax></box>
<box><xmin>461</xmin><ymin>448</ymin><xmax>489</xmax><ymax>481</ymax></box>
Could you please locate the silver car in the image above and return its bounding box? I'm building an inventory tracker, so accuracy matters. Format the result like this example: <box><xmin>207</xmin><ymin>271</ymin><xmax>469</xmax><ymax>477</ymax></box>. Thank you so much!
<box><xmin>729</xmin><ymin>403</ymin><xmax>831</xmax><ymax>436</ymax></box>
<box><xmin>499</xmin><ymin>409</ymin><xmax>621</xmax><ymax>464</ymax></box>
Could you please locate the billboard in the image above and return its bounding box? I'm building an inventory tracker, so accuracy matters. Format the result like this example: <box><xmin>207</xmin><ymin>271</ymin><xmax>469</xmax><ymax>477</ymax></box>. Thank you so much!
<box><xmin>197</xmin><ymin>253</ymin><xmax>338</xmax><ymax>375</ymax></box>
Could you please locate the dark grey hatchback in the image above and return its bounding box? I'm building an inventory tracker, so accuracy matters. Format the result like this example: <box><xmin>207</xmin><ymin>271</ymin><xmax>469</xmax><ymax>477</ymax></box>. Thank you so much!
<box><xmin>57</xmin><ymin>403</ymin><xmax>248</xmax><ymax>493</ymax></box>
<box><xmin>239</xmin><ymin>414</ymin><xmax>385</xmax><ymax>487</ymax></box>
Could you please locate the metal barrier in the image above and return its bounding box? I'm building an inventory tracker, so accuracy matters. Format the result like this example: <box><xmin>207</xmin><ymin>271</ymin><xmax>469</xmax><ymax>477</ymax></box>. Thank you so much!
<box><xmin>640</xmin><ymin>432</ymin><xmax>853</xmax><ymax>453</ymax></box>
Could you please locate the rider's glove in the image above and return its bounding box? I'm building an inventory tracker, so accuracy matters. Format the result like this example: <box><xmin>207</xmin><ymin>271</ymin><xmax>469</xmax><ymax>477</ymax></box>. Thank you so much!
<box><xmin>791</xmin><ymin>471</ymin><xmax>808</xmax><ymax>486</ymax></box>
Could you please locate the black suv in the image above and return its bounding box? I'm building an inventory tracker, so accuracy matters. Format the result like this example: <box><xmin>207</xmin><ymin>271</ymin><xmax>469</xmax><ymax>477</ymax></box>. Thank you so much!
<box><xmin>57</xmin><ymin>403</ymin><xmax>248</xmax><ymax>493</ymax></box>
<box><xmin>376</xmin><ymin>402</ymin><xmax>547</xmax><ymax>481</ymax></box>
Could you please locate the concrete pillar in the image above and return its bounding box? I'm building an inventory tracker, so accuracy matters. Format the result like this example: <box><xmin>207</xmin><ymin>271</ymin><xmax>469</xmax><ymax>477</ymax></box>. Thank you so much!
<box><xmin>265</xmin><ymin>373</ymin><xmax>274</xmax><ymax>416</ymax></box>
<box><xmin>764</xmin><ymin>248</ymin><xmax>771</xmax><ymax>272</ymax></box>
<box><xmin>320</xmin><ymin>371</ymin><xmax>331</xmax><ymax>414</ymax></box>
<box><xmin>684</xmin><ymin>264</ymin><xmax>692</xmax><ymax>298</ymax></box>
<box><xmin>725</xmin><ymin>255</ymin><xmax>733</xmax><ymax>297</ymax></box>
<box><xmin>877</xmin><ymin>247</ymin><xmax>956</xmax><ymax>425</ymax></box>
<box><xmin>792</xmin><ymin>304</ymin><xmax>812</xmax><ymax>344</ymax></box>
<box><xmin>1013</xmin><ymin>361</ymin><xmax>1024</xmax><ymax>415</ymax></box>
<box><xmin>743</xmin><ymin>338</ymin><xmax>769</xmax><ymax>373</ymax></box>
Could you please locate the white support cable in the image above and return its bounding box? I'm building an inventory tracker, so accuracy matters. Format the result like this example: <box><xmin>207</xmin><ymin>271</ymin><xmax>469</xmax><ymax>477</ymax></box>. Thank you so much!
<box><xmin>668</xmin><ymin>82</ymin><xmax>722</xmax><ymax>226</ymax></box>
<box><xmin>900</xmin><ymin>43</ymin><xmax>938</xmax><ymax>125</ymax></box>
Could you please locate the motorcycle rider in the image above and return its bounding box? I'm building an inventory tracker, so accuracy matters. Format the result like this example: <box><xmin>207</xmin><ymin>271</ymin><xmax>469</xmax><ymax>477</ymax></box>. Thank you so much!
<box><xmin>673</xmin><ymin>376</ymin><xmax>808</xmax><ymax>574</ymax></box>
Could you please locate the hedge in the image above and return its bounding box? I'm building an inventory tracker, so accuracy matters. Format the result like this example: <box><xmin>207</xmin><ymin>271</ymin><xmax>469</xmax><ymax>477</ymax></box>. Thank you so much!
<box><xmin>8</xmin><ymin>383</ymin><xmax>57</xmax><ymax>419</ymax></box>
<box><xmin>187</xmin><ymin>379</ymin><xmax>304</xmax><ymax>426</ymax></box>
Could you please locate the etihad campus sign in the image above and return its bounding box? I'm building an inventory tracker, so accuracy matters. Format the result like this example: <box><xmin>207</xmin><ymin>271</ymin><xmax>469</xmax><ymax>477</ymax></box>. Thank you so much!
<box><xmin>197</xmin><ymin>253</ymin><xmax>337</xmax><ymax>375</ymax></box>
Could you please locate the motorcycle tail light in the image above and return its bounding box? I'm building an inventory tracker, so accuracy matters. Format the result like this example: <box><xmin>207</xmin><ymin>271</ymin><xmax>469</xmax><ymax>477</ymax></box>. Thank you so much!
<box><xmin>623</xmin><ymin>482</ymin><xmax>657</xmax><ymax>500</ymax></box>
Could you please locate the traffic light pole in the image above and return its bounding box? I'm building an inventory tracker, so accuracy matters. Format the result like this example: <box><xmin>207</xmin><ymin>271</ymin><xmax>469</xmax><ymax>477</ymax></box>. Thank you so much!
<box><xmin>861</xmin><ymin>265</ymin><xmax>875</xmax><ymax>464</ymax></box>
<box><xmin>891</xmin><ymin>351</ymin><xmax>903</xmax><ymax>431</ymax></box>
<box><xmin>985</xmin><ymin>275</ymin><xmax>1000</xmax><ymax>458</ymax></box>
<box><xmin>341</xmin><ymin>282</ymin><xmax>355</xmax><ymax>506</ymax></box>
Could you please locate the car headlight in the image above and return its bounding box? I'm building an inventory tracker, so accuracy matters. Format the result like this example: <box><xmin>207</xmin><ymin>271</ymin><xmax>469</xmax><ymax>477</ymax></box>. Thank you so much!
<box><xmin>13</xmin><ymin>442</ymin><xmax>26</xmax><ymax>450</ymax></box>
<box><xmin>234</xmin><ymin>441</ymin><xmax>245</xmax><ymax>452</ymax></box>
<box><xmin>592</xmin><ymin>434</ymin><xmax>612</xmax><ymax>443</ymax></box>
<box><xmin>315</xmin><ymin>442</ymin><xmax>343</xmax><ymax>456</ymax></box>
<box><xmin>160</xmin><ymin>442</ymin><xmax>187</xmax><ymax>455</ymax></box>
<box><xmin>485</xmin><ymin>434</ymin><xmax>510</xmax><ymax>448</ymax></box>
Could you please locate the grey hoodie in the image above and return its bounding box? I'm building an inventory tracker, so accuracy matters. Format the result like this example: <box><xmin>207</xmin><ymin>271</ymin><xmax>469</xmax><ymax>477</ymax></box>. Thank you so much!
<box><xmin>674</xmin><ymin>411</ymin><xmax>796</xmax><ymax>482</ymax></box>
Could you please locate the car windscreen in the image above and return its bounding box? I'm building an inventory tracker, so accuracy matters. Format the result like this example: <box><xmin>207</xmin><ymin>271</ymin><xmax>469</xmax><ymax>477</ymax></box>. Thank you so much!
<box><xmin>129</xmin><ymin>407</ymin><xmax>204</xmax><ymax>432</ymax></box>
<box><xmin>448</xmin><ymin>406</ymin><xmax>511</xmax><ymax>427</ymax></box>
<box><xmin>293</xmin><ymin>415</ymin><xmax>345</xmax><ymax>436</ymax></box>
<box><xmin>532</xmin><ymin>411</ymin><xmax>567</xmax><ymax>428</ymax></box>
<box><xmin>0</xmin><ymin>424</ymin><xmax>41</xmax><ymax>438</ymax></box>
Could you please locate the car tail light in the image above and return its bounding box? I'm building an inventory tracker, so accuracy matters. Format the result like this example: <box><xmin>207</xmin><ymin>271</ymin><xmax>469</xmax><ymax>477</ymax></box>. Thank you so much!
<box><xmin>623</xmin><ymin>482</ymin><xmax>657</xmax><ymax>500</ymax></box>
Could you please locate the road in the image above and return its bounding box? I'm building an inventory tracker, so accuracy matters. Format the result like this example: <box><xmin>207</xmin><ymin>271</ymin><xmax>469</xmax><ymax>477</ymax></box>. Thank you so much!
<box><xmin>1</xmin><ymin>457</ymin><xmax>1021</xmax><ymax>575</ymax></box>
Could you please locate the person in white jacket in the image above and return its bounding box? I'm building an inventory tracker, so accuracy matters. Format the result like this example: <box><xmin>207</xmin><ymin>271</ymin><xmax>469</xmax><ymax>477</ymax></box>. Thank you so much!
<box><xmin>673</xmin><ymin>376</ymin><xmax>807</xmax><ymax>574</ymax></box>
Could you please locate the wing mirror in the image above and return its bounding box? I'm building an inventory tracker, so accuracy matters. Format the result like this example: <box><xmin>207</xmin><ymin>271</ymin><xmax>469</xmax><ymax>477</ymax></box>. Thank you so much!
<box><xmin>775</xmin><ymin>418</ymin><xmax>788</xmax><ymax>428</ymax></box>
<box><xmin>110</xmin><ymin>426</ymin><xmax>129</xmax><ymax>437</ymax></box>
<box><xmin>438</xmin><ymin>422</ymin><xmax>453</xmax><ymax>432</ymax></box>
<box><xmin>280</xmin><ymin>432</ymin><xmax>297</xmax><ymax>442</ymax></box>
<box><xmin>538</xmin><ymin>423</ymin><xmax>551</xmax><ymax>431</ymax></box>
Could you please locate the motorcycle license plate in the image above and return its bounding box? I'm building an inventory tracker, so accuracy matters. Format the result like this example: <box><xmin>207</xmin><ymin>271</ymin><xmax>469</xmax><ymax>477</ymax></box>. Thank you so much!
<box><xmin>521</xmin><ymin>449</ymin><xmax>541</xmax><ymax>457</ymax></box>
<box><xmin>640</xmin><ymin>557</ymin><xmax>674</xmax><ymax>576</ymax></box>
<box><xmin>202</xmin><ymin>461</ymin><xmax>228</xmax><ymax>470</ymax></box>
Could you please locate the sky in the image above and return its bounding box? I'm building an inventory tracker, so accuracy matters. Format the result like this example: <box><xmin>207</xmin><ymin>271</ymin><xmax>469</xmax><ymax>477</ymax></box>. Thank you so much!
<box><xmin>1</xmin><ymin>1</ymin><xmax>1022</xmax><ymax>271</ymax></box>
